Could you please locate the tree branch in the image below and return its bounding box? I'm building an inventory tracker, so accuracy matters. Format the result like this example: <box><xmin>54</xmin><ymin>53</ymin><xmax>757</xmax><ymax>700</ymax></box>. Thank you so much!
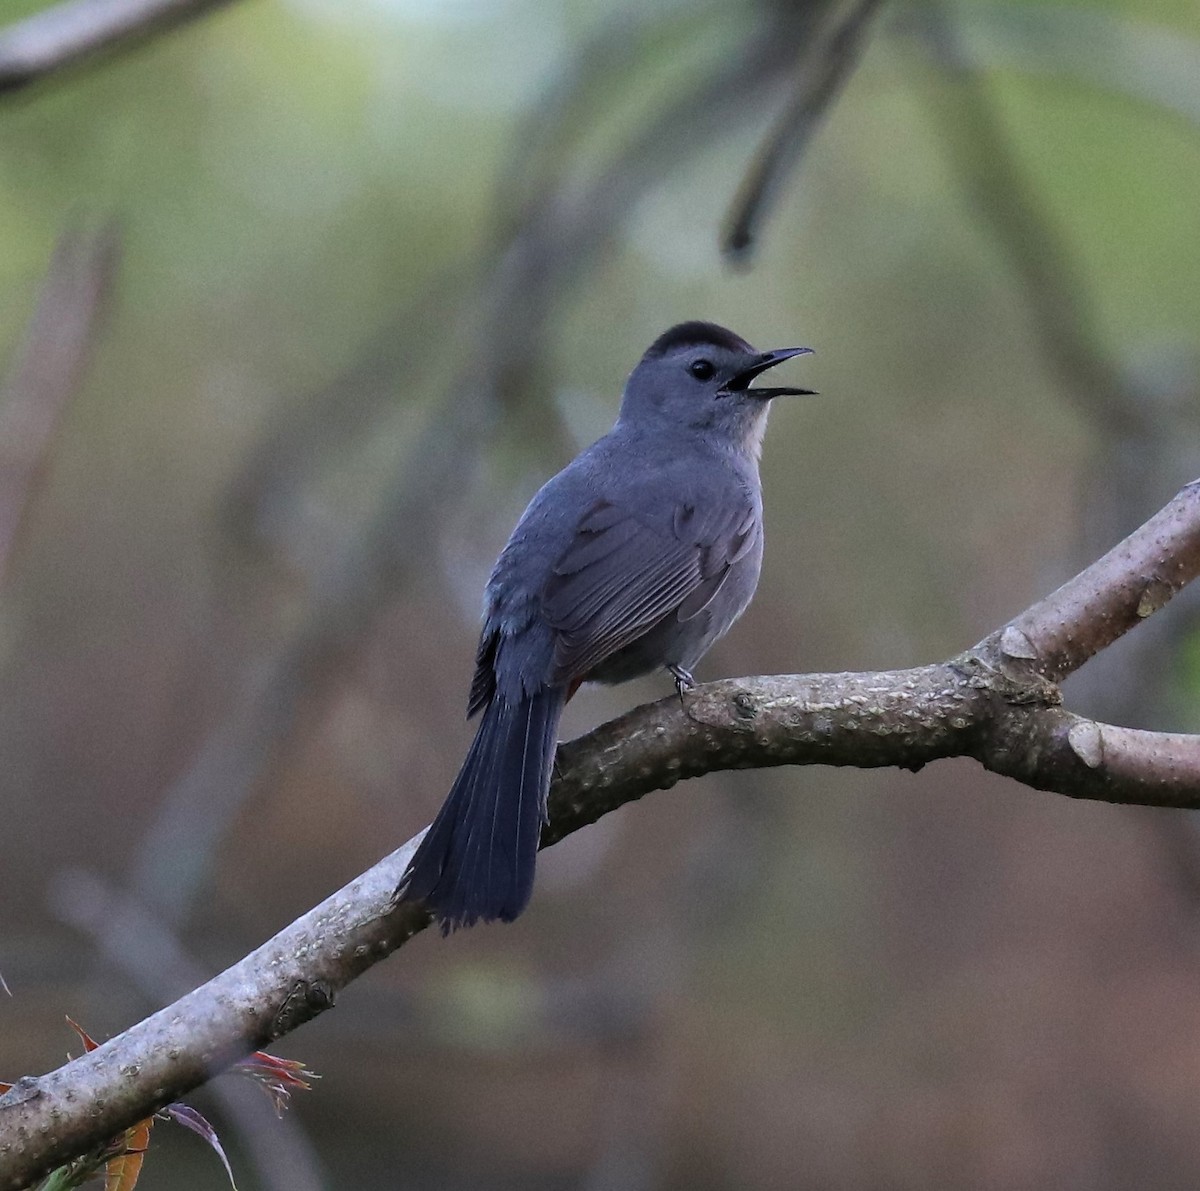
<box><xmin>0</xmin><ymin>0</ymin><xmax>239</xmax><ymax>94</ymax></box>
<box><xmin>1004</xmin><ymin>480</ymin><xmax>1200</xmax><ymax>682</ymax></box>
<box><xmin>4</xmin><ymin>479</ymin><xmax>1200</xmax><ymax>1188</ymax></box>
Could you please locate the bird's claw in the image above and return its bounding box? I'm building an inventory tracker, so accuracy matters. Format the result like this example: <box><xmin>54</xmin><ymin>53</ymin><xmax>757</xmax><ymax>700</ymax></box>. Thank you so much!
<box><xmin>669</xmin><ymin>665</ymin><xmax>695</xmax><ymax>703</ymax></box>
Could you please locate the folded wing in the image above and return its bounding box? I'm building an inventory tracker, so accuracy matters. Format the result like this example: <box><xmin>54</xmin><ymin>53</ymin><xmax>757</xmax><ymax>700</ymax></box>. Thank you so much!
<box><xmin>541</xmin><ymin>495</ymin><xmax>757</xmax><ymax>683</ymax></box>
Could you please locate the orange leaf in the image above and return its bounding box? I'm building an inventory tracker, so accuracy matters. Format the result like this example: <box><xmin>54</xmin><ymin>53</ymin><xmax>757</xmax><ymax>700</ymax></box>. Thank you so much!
<box><xmin>65</xmin><ymin>1015</ymin><xmax>101</xmax><ymax>1053</ymax></box>
<box><xmin>104</xmin><ymin>1117</ymin><xmax>152</xmax><ymax>1191</ymax></box>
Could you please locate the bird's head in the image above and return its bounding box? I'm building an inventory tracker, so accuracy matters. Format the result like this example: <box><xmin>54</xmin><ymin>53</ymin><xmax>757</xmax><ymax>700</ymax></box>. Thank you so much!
<box><xmin>619</xmin><ymin>321</ymin><xmax>814</xmax><ymax>452</ymax></box>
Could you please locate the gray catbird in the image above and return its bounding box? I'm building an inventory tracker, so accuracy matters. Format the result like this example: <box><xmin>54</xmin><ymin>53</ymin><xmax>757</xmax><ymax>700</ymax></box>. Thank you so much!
<box><xmin>401</xmin><ymin>321</ymin><xmax>813</xmax><ymax>929</ymax></box>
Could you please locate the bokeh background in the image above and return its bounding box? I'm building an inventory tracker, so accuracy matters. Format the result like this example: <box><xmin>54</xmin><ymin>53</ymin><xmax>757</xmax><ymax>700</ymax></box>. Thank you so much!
<box><xmin>3</xmin><ymin>0</ymin><xmax>1200</xmax><ymax>1187</ymax></box>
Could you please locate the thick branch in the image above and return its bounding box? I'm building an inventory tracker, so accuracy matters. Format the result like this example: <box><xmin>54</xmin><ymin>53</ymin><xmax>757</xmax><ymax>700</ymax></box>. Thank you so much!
<box><xmin>0</xmin><ymin>0</ymin><xmax>239</xmax><ymax>94</ymax></box>
<box><xmin>4</xmin><ymin>481</ymin><xmax>1200</xmax><ymax>1187</ymax></box>
<box><xmin>981</xmin><ymin>710</ymin><xmax>1200</xmax><ymax>806</ymax></box>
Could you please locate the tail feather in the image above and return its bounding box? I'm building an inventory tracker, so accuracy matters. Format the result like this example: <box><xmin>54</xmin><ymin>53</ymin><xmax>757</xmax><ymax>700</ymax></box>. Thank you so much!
<box><xmin>401</xmin><ymin>687</ymin><xmax>564</xmax><ymax>930</ymax></box>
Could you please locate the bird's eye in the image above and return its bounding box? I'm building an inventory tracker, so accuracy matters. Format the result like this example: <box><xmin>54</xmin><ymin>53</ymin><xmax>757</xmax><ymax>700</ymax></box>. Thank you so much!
<box><xmin>688</xmin><ymin>359</ymin><xmax>716</xmax><ymax>382</ymax></box>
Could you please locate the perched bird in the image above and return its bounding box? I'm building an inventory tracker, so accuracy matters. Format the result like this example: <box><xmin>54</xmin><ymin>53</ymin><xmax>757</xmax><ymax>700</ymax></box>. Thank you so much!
<box><xmin>400</xmin><ymin>321</ymin><xmax>814</xmax><ymax>929</ymax></box>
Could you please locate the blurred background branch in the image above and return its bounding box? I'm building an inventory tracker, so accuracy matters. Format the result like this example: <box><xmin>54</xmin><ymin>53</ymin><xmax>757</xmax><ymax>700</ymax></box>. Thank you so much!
<box><xmin>912</xmin><ymin>1</ymin><xmax>1128</xmax><ymax>428</ymax></box>
<box><xmin>723</xmin><ymin>0</ymin><xmax>884</xmax><ymax>262</ymax></box>
<box><xmin>0</xmin><ymin>0</ymin><xmax>241</xmax><ymax>94</ymax></box>
<box><xmin>0</xmin><ymin>225</ymin><xmax>118</xmax><ymax>585</ymax></box>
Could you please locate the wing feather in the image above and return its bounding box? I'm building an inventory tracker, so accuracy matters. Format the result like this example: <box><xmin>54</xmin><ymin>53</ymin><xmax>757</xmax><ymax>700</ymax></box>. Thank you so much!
<box><xmin>541</xmin><ymin>495</ymin><xmax>757</xmax><ymax>683</ymax></box>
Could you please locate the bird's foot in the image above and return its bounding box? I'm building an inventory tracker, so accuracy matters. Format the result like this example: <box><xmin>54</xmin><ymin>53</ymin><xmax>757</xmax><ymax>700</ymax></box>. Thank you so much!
<box><xmin>668</xmin><ymin>664</ymin><xmax>695</xmax><ymax>703</ymax></box>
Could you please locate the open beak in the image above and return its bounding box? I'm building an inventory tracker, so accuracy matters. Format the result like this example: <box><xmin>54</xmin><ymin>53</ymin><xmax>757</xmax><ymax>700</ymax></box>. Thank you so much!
<box><xmin>723</xmin><ymin>346</ymin><xmax>815</xmax><ymax>399</ymax></box>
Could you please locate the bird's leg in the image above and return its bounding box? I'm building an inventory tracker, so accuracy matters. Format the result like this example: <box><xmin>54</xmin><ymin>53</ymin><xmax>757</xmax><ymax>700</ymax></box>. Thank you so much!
<box><xmin>668</xmin><ymin>664</ymin><xmax>695</xmax><ymax>703</ymax></box>
<box><xmin>552</xmin><ymin>677</ymin><xmax>584</xmax><ymax>781</ymax></box>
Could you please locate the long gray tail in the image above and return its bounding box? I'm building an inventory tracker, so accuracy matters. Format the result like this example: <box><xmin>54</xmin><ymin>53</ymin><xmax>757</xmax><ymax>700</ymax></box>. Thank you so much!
<box><xmin>400</xmin><ymin>687</ymin><xmax>564</xmax><ymax>930</ymax></box>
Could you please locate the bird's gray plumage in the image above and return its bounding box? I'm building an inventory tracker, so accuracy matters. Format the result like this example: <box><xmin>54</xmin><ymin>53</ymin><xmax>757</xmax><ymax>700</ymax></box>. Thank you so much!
<box><xmin>401</xmin><ymin>321</ymin><xmax>813</xmax><ymax>929</ymax></box>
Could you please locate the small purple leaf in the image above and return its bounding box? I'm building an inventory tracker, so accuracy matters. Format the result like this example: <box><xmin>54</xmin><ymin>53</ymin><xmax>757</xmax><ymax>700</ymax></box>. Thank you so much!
<box><xmin>164</xmin><ymin>1103</ymin><xmax>239</xmax><ymax>1191</ymax></box>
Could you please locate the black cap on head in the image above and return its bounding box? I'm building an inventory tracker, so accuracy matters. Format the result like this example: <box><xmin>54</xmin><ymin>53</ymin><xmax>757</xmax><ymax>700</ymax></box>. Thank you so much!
<box><xmin>642</xmin><ymin>321</ymin><xmax>754</xmax><ymax>361</ymax></box>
